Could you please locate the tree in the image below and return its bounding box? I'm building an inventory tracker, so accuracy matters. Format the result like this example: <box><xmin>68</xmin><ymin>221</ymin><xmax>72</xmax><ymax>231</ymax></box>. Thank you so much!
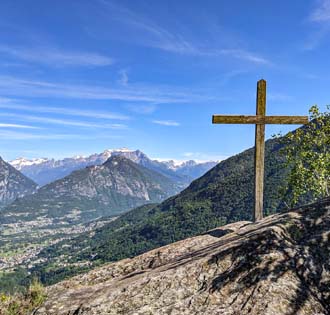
<box><xmin>280</xmin><ymin>105</ymin><xmax>330</xmax><ymax>208</ymax></box>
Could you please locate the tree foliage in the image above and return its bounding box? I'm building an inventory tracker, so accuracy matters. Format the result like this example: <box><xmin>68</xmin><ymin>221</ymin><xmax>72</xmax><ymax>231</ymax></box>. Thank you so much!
<box><xmin>280</xmin><ymin>105</ymin><xmax>330</xmax><ymax>207</ymax></box>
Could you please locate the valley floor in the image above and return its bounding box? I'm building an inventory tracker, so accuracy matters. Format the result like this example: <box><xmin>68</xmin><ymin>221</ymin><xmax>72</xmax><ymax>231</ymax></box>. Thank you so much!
<box><xmin>0</xmin><ymin>217</ymin><xmax>115</xmax><ymax>272</ymax></box>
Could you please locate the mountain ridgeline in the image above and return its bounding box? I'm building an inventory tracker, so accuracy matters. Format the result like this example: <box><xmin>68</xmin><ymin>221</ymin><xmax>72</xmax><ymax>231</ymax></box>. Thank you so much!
<box><xmin>32</xmin><ymin>136</ymin><xmax>292</xmax><ymax>284</ymax></box>
<box><xmin>0</xmin><ymin>156</ymin><xmax>181</xmax><ymax>225</ymax></box>
<box><xmin>0</xmin><ymin>157</ymin><xmax>37</xmax><ymax>209</ymax></box>
<box><xmin>10</xmin><ymin>149</ymin><xmax>217</xmax><ymax>186</ymax></box>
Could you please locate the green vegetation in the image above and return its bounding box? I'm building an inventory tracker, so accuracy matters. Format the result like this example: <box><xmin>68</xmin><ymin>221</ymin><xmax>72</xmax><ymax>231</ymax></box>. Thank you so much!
<box><xmin>279</xmin><ymin>105</ymin><xmax>330</xmax><ymax>207</ymax></box>
<box><xmin>0</xmin><ymin>270</ymin><xmax>29</xmax><ymax>294</ymax></box>
<box><xmin>0</xmin><ymin>279</ymin><xmax>45</xmax><ymax>315</ymax></box>
<box><xmin>6</xmin><ymin>117</ymin><xmax>329</xmax><ymax>288</ymax></box>
<box><xmin>31</xmin><ymin>136</ymin><xmax>290</xmax><ymax>285</ymax></box>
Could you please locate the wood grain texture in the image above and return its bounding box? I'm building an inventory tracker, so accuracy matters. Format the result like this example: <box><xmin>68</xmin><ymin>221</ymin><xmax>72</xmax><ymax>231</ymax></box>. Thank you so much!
<box><xmin>212</xmin><ymin>115</ymin><xmax>308</xmax><ymax>125</ymax></box>
<box><xmin>254</xmin><ymin>80</ymin><xmax>266</xmax><ymax>221</ymax></box>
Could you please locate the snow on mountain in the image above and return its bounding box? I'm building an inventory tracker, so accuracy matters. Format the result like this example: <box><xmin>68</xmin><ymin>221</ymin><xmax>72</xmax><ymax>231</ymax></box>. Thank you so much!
<box><xmin>10</xmin><ymin>157</ymin><xmax>49</xmax><ymax>170</ymax></box>
<box><xmin>8</xmin><ymin>149</ymin><xmax>218</xmax><ymax>187</ymax></box>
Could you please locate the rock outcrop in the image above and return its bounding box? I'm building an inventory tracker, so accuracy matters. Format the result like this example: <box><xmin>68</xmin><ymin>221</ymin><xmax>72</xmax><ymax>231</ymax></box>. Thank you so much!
<box><xmin>35</xmin><ymin>198</ymin><xmax>330</xmax><ymax>315</ymax></box>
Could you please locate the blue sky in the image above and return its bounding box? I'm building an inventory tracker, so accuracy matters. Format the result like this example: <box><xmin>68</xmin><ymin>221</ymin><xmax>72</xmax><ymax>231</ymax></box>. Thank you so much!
<box><xmin>0</xmin><ymin>0</ymin><xmax>329</xmax><ymax>161</ymax></box>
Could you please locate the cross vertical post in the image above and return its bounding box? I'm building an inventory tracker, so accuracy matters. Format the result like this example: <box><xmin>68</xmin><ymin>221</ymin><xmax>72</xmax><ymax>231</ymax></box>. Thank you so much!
<box><xmin>212</xmin><ymin>80</ymin><xmax>308</xmax><ymax>222</ymax></box>
<box><xmin>254</xmin><ymin>79</ymin><xmax>266</xmax><ymax>221</ymax></box>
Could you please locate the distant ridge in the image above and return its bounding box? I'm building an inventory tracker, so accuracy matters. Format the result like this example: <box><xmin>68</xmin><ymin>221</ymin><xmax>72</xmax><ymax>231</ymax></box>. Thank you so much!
<box><xmin>9</xmin><ymin>148</ymin><xmax>217</xmax><ymax>186</ymax></box>
<box><xmin>1</xmin><ymin>155</ymin><xmax>181</xmax><ymax>225</ymax></box>
<box><xmin>26</xmin><ymin>136</ymin><xmax>288</xmax><ymax>283</ymax></box>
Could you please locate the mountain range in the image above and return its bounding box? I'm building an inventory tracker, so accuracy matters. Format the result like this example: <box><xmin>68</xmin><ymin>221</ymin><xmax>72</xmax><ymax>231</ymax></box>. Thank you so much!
<box><xmin>16</xmin><ymin>135</ymin><xmax>292</xmax><ymax>285</ymax></box>
<box><xmin>0</xmin><ymin>148</ymin><xmax>217</xmax><ymax>287</ymax></box>
<box><xmin>0</xmin><ymin>124</ymin><xmax>321</xmax><ymax>292</ymax></box>
<box><xmin>1</xmin><ymin>155</ymin><xmax>181</xmax><ymax>226</ymax></box>
<box><xmin>10</xmin><ymin>148</ymin><xmax>218</xmax><ymax>186</ymax></box>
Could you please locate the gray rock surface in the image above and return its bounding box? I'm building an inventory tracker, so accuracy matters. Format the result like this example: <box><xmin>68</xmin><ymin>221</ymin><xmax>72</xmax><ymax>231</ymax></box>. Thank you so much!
<box><xmin>0</xmin><ymin>156</ymin><xmax>37</xmax><ymax>208</ymax></box>
<box><xmin>35</xmin><ymin>198</ymin><xmax>330</xmax><ymax>315</ymax></box>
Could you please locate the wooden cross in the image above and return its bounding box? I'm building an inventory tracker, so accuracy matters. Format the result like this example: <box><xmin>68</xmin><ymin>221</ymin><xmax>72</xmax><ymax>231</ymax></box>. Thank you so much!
<box><xmin>212</xmin><ymin>79</ymin><xmax>308</xmax><ymax>221</ymax></box>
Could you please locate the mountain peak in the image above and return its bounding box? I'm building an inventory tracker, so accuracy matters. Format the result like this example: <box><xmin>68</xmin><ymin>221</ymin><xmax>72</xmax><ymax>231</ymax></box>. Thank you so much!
<box><xmin>8</xmin><ymin>149</ymin><xmax>217</xmax><ymax>186</ymax></box>
<box><xmin>103</xmin><ymin>147</ymin><xmax>134</xmax><ymax>155</ymax></box>
<box><xmin>10</xmin><ymin>157</ymin><xmax>49</xmax><ymax>170</ymax></box>
<box><xmin>103</xmin><ymin>154</ymin><xmax>132</xmax><ymax>166</ymax></box>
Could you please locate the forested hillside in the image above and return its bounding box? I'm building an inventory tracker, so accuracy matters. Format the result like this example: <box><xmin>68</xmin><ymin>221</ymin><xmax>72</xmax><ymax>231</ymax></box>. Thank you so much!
<box><xmin>31</xmin><ymin>136</ymin><xmax>291</xmax><ymax>284</ymax></box>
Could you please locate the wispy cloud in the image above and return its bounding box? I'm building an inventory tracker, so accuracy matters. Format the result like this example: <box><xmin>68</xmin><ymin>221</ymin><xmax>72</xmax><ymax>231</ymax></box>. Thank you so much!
<box><xmin>309</xmin><ymin>0</ymin><xmax>330</xmax><ymax>22</ymax></box>
<box><xmin>0</xmin><ymin>102</ymin><xmax>129</xmax><ymax>121</ymax></box>
<box><xmin>0</xmin><ymin>75</ymin><xmax>211</xmax><ymax>104</ymax></box>
<box><xmin>304</xmin><ymin>0</ymin><xmax>330</xmax><ymax>50</ymax></box>
<box><xmin>0</xmin><ymin>130</ymin><xmax>123</xmax><ymax>141</ymax></box>
<box><xmin>0</xmin><ymin>45</ymin><xmax>114</xmax><ymax>67</ymax></box>
<box><xmin>118</xmin><ymin>69</ymin><xmax>129</xmax><ymax>86</ymax></box>
<box><xmin>0</xmin><ymin>113</ymin><xmax>127</xmax><ymax>129</ymax></box>
<box><xmin>0</xmin><ymin>97</ymin><xmax>14</xmax><ymax>103</ymax></box>
<box><xmin>0</xmin><ymin>130</ymin><xmax>89</xmax><ymax>140</ymax></box>
<box><xmin>215</xmin><ymin>49</ymin><xmax>271</xmax><ymax>65</ymax></box>
<box><xmin>0</xmin><ymin>123</ymin><xmax>41</xmax><ymax>129</ymax></box>
<box><xmin>99</xmin><ymin>1</ymin><xmax>271</xmax><ymax>65</ymax></box>
<box><xmin>125</xmin><ymin>104</ymin><xmax>157</xmax><ymax>114</ymax></box>
<box><xmin>152</xmin><ymin>120</ymin><xmax>180</xmax><ymax>126</ymax></box>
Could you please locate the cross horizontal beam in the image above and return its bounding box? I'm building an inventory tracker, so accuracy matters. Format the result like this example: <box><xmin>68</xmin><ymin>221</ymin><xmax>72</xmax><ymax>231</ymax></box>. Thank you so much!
<box><xmin>212</xmin><ymin>115</ymin><xmax>308</xmax><ymax>125</ymax></box>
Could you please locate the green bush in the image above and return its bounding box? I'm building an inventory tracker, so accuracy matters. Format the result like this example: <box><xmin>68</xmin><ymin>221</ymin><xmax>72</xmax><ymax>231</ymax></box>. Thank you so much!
<box><xmin>0</xmin><ymin>280</ymin><xmax>46</xmax><ymax>315</ymax></box>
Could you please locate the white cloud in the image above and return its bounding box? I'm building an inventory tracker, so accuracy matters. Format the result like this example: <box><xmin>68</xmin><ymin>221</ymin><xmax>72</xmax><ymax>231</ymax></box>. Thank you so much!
<box><xmin>125</xmin><ymin>104</ymin><xmax>157</xmax><ymax>114</ymax></box>
<box><xmin>0</xmin><ymin>75</ymin><xmax>206</xmax><ymax>104</ymax></box>
<box><xmin>118</xmin><ymin>69</ymin><xmax>129</xmax><ymax>86</ymax></box>
<box><xmin>0</xmin><ymin>97</ymin><xmax>14</xmax><ymax>103</ymax></box>
<box><xmin>309</xmin><ymin>0</ymin><xmax>330</xmax><ymax>22</ymax></box>
<box><xmin>0</xmin><ymin>130</ymin><xmax>88</xmax><ymax>140</ymax></box>
<box><xmin>0</xmin><ymin>45</ymin><xmax>113</xmax><ymax>67</ymax></box>
<box><xmin>0</xmin><ymin>123</ymin><xmax>41</xmax><ymax>129</ymax></box>
<box><xmin>0</xmin><ymin>102</ymin><xmax>129</xmax><ymax>121</ymax></box>
<box><xmin>99</xmin><ymin>1</ymin><xmax>271</xmax><ymax>65</ymax></box>
<box><xmin>0</xmin><ymin>130</ymin><xmax>123</xmax><ymax>141</ymax></box>
<box><xmin>0</xmin><ymin>113</ymin><xmax>127</xmax><ymax>129</ymax></box>
<box><xmin>215</xmin><ymin>49</ymin><xmax>271</xmax><ymax>65</ymax></box>
<box><xmin>304</xmin><ymin>0</ymin><xmax>330</xmax><ymax>50</ymax></box>
<box><xmin>152</xmin><ymin>120</ymin><xmax>180</xmax><ymax>126</ymax></box>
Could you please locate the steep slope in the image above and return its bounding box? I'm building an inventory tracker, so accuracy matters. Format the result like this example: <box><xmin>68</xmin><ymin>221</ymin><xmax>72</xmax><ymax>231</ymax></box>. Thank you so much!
<box><xmin>10</xmin><ymin>149</ymin><xmax>216</xmax><ymax>186</ymax></box>
<box><xmin>0</xmin><ymin>156</ymin><xmax>37</xmax><ymax>209</ymax></box>
<box><xmin>0</xmin><ymin>156</ymin><xmax>180</xmax><ymax>225</ymax></box>
<box><xmin>36</xmin><ymin>198</ymin><xmax>330</xmax><ymax>315</ymax></box>
<box><xmin>30</xmin><ymin>136</ymin><xmax>289</xmax><ymax>283</ymax></box>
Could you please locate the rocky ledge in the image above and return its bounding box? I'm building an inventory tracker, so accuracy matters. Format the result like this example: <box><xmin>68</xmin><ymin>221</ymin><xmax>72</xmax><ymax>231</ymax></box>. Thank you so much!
<box><xmin>35</xmin><ymin>198</ymin><xmax>330</xmax><ymax>315</ymax></box>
